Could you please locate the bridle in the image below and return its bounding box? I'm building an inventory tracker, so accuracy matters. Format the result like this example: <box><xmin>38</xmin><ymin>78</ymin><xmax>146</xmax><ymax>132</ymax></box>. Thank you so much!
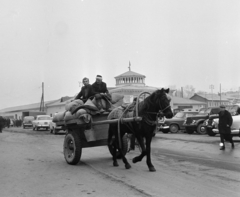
<box><xmin>146</xmin><ymin>95</ymin><xmax>171</xmax><ymax>115</ymax></box>
<box><xmin>143</xmin><ymin>95</ymin><xmax>171</xmax><ymax>126</ymax></box>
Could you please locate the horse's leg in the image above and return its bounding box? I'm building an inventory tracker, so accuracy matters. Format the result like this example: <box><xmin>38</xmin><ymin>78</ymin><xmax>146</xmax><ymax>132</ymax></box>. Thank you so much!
<box><xmin>145</xmin><ymin>134</ymin><xmax>156</xmax><ymax>172</ymax></box>
<box><xmin>108</xmin><ymin>125</ymin><xmax>118</xmax><ymax>167</ymax></box>
<box><xmin>117</xmin><ymin>130</ymin><xmax>131</xmax><ymax>169</ymax></box>
<box><xmin>112</xmin><ymin>139</ymin><xmax>119</xmax><ymax>167</ymax></box>
<box><xmin>132</xmin><ymin>134</ymin><xmax>147</xmax><ymax>163</ymax></box>
<box><xmin>118</xmin><ymin>147</ymin><xmax>131</xmax><ymax>169</ymax></box>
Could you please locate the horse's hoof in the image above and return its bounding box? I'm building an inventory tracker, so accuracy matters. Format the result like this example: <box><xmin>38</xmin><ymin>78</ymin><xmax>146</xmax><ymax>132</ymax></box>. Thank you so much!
<box><xmin>132</xmin><ymin>158</ymin><xmax>137</xmax><ymax>163</ymax></box>
<box><xmin>125</xmin><ymin>163</ymin><xmax>131</xmax><ymax>169</ymax></box>
<box><xmin>149</xmin><ymin>166</ymin><xmax>156</xmax><ymax>172</ymax></box>
<box><xmin>113</xmin><ymin>162</ymin><xmax>119</xmax><ymax>167</ymax></box>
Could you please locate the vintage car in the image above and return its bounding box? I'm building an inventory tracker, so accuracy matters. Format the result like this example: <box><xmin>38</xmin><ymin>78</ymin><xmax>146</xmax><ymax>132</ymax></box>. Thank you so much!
<box><xmin>183</xmin><ymin>107</ymin><xmax>221</xmax><ymax>134</ymax></box>
<box><xmin>211</xmin><ymin>115</ymin><xmax>240</xmax><ymax>137</ymax></box>
<box><xmin>32</xmin><ymin>115</ymin><xmax>52</xmax><ymax>131</ymax></box>
<box><xmin>203</xmin><ymin>104</ymin><xmax>240</xmax><ymax>136</ymax></box>
<box><xmin>49</xmin><ymin>120</ymin><xmax>65</xmax><ymax>135</ymax></box>
<box><xmin>22</xmin><ymin>116</ymin><xmax>35</xmax><ymax>129</ymax></box>
<box><xmin>158</xmin><ymin>110</ymin><xmax>199</xmax><ymax>133</ymax></box>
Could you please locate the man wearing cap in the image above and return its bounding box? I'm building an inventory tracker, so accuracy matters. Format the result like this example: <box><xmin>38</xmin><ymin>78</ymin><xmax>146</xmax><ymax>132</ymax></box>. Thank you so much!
<box><xmin>218</xmin><ymin>105</ymin><xmax>234</xmax><ymax>150</ymax></box>
<box><xmin>92</xmin><ymin>75</ymin><xmax>111</xmax><ymax>112</ymax></box>
<box><xmin>75</xmin><ymin>77</ymin><xmax>95</xmax><ymax>103</ymax></box>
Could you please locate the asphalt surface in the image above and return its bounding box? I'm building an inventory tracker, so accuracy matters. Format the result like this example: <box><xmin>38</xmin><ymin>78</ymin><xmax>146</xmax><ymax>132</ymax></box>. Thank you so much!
<box><xmin>1</xmin><ymin>127</ymin><xmax>240</xmax><ymax>197</ymax></box>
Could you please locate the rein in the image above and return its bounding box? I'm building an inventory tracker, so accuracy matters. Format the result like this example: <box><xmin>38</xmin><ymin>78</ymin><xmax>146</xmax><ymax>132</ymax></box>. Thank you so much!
<box><xmin>142</xmin><ymin>96</ymin><xmax>171</xmax><ymax>126</ymax></box>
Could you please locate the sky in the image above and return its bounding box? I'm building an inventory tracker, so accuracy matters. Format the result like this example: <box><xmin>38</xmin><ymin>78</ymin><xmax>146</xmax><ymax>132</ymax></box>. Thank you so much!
<box><xmin>0</xmin><ymin>0</ymin><xmax>240</xmax><ymax>109</ymax></box>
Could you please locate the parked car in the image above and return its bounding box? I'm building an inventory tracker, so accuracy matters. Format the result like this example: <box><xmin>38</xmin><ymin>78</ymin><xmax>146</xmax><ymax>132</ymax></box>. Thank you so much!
<box><xmin>22</xmin><ymin>116</ymin><xmax>35</xmax><ymax>129</ymax></box>
<box><xmin>32</xmin><ymin>115</ymin><xmax>52</xmax><ymax>131</ymax></box>
<box><xmin>183</xmin><ymin>107</ymin><xmax>221</xmax><ymax>134</ymax></box>
<box><xmin>211</xmin><ymin>115</ymin><xmax>240</xmax><ymax>137</ymax></box>
<box><xmin>49</xmin><ymin>120</ymin><xmax>65</xmax><ymax>135</ymax></box>
<box><xmin>203</xmin><ymin>104</ymin><xmax>240</xmax><ymax>136</ymax></box>
<box><xmin>158</xmin><ymin>110</ymin><xmax>199</xmax><ymax>133</ymax></box>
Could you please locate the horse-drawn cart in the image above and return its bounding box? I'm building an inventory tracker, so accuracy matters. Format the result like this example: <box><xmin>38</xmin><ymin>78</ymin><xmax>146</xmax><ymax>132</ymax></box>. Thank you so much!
<box><xmin>53</xmin><ymin>90</ymin><xmax>173</xmax><ymax>172</ymax></box>
<box><xmin>55</xmin><ymin>95</ymin><xmax>144</xmax><ymax>165</ymax></box>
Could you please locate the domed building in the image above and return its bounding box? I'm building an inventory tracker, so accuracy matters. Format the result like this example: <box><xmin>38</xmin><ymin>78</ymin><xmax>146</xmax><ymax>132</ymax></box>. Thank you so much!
<box><xmin>110</xmin><ymin>66</ymin><xmax>158</xmax><ymax>102</ymax></box>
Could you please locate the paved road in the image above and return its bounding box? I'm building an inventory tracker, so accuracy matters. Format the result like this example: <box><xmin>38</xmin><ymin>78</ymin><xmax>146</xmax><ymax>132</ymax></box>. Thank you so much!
<box><xmin>1</xmin><ymin>127</ymin><xmax>240</xmax><ymax>197</ymax></box>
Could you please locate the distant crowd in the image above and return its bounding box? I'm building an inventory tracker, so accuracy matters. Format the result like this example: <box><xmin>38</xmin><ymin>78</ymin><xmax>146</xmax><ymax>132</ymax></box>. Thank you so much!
<box><xmin>0</xmin><ymin>117</ymin><xmax>22</xmax><ymax>132</ymax></box>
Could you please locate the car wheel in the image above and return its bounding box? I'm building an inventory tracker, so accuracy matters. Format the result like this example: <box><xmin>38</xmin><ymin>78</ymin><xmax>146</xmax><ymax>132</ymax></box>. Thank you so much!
<box><xmin>169</xmin><ymin>124</ymin><xmax>179</xmax><ymax>133</ymax></box>
<box><xmin>197</xmin><ymin>123</ymin><xmax>206</xmax><ymax>135</ymax></box>
<box><xmin>186</xmin><ymin>128</ymin><xmax>194</xmax><ymax>134</ymax></box>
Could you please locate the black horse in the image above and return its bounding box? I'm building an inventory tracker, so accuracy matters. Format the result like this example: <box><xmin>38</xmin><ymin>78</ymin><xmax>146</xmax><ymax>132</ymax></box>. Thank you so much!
<box><xmin>108</xmin><ymin>88</ymin><xmax>173</xmax><ymax>172</ymax></box>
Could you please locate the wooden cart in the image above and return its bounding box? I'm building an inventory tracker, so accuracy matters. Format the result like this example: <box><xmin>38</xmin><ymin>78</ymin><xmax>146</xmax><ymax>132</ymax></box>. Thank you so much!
<box><xmin>56</xmin><ymin>112</ymin><xmax>142</xmax><ymax>165</ymax></box>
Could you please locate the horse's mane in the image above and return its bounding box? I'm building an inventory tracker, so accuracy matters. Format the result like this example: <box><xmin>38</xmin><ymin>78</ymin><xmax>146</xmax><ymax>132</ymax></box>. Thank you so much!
<box><xmin>137</xmin><ymin>90</ymin><xmax>161</xmax><ymax>114</ymax></box>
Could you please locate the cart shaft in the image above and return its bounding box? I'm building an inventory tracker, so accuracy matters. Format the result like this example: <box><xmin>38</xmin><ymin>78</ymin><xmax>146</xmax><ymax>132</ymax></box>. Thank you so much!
<box><xmin>92</xmin><ymin>117</ymin><xmax>142</xmax><ymax>126</ymax></box>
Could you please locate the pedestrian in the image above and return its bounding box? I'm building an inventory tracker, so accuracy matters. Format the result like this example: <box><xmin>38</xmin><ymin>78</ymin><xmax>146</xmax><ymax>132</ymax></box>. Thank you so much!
<box><xmin>218</xmin><ymin>105</ymin><xmax>234</xmax><ymax>150</ymax></box>
<box><xmin>75</xmin><ymin>77</ymin><xmax>95</xmax><ymax>103</ymax></box>
<box><xmin>0</xmin><ymin>116</ymin><xmax>4</xmax><ymax>133</ymax></box>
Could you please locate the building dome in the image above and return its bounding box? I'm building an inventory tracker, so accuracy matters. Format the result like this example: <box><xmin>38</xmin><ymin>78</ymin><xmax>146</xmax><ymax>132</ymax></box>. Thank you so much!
<box><xmin>114</xmin><ymin>65</ymin><xmax>146</xmax><ymax>87</ymax></box>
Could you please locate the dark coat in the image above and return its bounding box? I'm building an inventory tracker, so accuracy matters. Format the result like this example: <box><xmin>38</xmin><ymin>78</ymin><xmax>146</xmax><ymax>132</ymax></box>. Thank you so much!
<box><xmin>92</xmin><ymin>81</ymin><xmax>109</xmax><ymax>94</ymax></box>
<box><xmin>0</xmin><ymin>116</ymin><xmax>4</xmax><ymax>128</ymax></box>
<box><xmin>75</xmin><ymin>84</ymin><xmax>95</xmax><ymax>101</ymax></box>
<box><xmin>218</xmin><ymin>110</ymin><xmax>233</xmax><ymax>134</ymax></box>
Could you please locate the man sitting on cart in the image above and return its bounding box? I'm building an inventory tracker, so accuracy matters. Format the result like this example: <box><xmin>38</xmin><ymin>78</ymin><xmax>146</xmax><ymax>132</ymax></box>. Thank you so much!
<box><xmin>92</xmin><ymin>75</ymin><xmax>111</xmax><ymax>112</ymax></box>
<box><xmin>75</xmin><ymin>77</ymin><xmax>95</xmax><ymax>103</ymax></box>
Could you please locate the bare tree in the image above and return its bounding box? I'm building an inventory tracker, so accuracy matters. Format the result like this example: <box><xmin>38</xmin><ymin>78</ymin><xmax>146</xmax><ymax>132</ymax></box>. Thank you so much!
<box><xmin>183</xmin><ymin>85</ymin><xmax>195</xmax><ymax>98</ymax></box>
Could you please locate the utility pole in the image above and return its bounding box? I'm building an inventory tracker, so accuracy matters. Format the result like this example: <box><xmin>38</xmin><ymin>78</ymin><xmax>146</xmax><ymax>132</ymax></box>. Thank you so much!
<box><xmin>219</xmin><ymin>84</ymin><xmax>221</xmax><ymax>106</ymax></box>
<box><xmin>40</xmin><ymin>82</ymin><xmax>44</xmax><ymax>112</ymax></box>
<box><xmin>209</xmin><ymin>85</ymin><xmax>214</xmax><ymax>106</ymax></box>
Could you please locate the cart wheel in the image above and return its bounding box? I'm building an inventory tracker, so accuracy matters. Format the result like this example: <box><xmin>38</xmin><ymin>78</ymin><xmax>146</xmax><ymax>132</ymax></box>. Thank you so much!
<box><xmin>63</xmin><ymin>132</ymin><xmax>82</xmax><ymax>165</ymax></box>
<box><xmin>108</xmin><ymin>134</ymin><xmax>128</xmax><ymax>159</ymax></box>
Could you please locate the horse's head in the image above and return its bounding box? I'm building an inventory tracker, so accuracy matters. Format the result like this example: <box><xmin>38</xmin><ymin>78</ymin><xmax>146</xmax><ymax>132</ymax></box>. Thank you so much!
<box><xmin>151</xmin><ymin>88</ymin><xmax>173</xmax><ymax>119</ymax></box>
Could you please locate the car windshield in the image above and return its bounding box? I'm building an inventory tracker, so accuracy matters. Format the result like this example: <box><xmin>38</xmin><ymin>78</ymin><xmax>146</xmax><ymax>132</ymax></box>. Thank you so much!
<box><xmin>229</xmin><ymin>105</ymin><xmax>238</xmax><ymax>111</ymax></box>
<box><xmin>225</xmin><ymin>105</ymin><xmax>232</xmax><ymax>111</ymax></box>
<box><xmin>186</xmin><ymin>112</ymin><xmax>198</xmax><ymax>117</ymax></box>
<box><xmin>24</xmin><ymin>116</ymin><xmax>34</xmax><ymax>120</ymax></box>
<box><xmin>38</xmin><ymin>117</ymin><xmax>51</xmax><ymax>120</ymax></box>
<box><xmin>198</xmin><ymin>108</ymin><xmax>207</xmax><ymax>114</ymax></box>
<box><xmin>210</xmin><ymin>108</ymin><xmax>220</xmax><ymax>114</ymax></box>
<box><xmin>227</xmin><ymin>105</ymin><xmax>240</xmax><ymax>114</ymax></box>
<box><xmin>174</xmin><ymin>112</ymin><xmax>185</xmax><ymax>118</ymax></box>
